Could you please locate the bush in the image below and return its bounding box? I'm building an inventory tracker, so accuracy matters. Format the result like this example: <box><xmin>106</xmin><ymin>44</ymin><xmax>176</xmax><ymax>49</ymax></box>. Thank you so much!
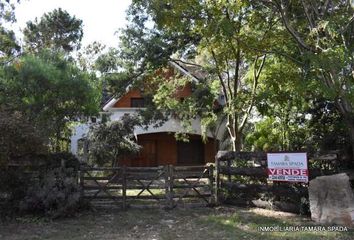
<box><xmin>20</xmin><ymin>166</ymin><xmax>85</xmax><ymax>218</ymax></box>
<box><xmin>42</xmin><ymin>152</ymin><xmax>80</xmax><ymax>171</ymax></box>
<box><xmin>0</xmin><ymin>108</ymin><xmax>47</xmax><ymax>167</ymax></box>
<box><xmin>0</xmin><ymin>153</ymin><xmax>87</xmax><ymax>219</ymax></box>
<box><xmin>88</xmin><ymin>114</ymin><xmax>141</xmax><ymax>166</ymax></box>
<box><xmin>0</xmin><ymin>168</ymin><xmax>30</xmax><ymax>220</ymax></box>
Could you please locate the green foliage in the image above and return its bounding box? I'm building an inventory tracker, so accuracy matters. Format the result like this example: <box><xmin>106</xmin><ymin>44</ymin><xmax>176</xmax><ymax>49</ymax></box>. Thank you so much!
<box><xmin>23</xmin><ymin>8</ymin><xmax>83</xmax><ymax>53</ymax></box>
<box><xmin>0</xmin><ymin>0</ymin><xmax>20</xmax><ymax>61</ymax></box>
<box><xmin>77</xmin><ymin>41</ymin><xmax>106</xmax><ymax>73</ymax></box>
<box><xmin>305</xmin><ymin>99</ymin><xmax>350</xmax><ymax>153</ymax></box>
<box><xmin>116</xmin><ymin>0</ymin><xmax>277</xmax><ymax>150</ymax></box>
<box><xmin>0</xmin><ymin>153</ymin><xmax>84</xmax><ymax>219</ymax></box>
<box><xmin>0</xmin><ymin>25</ymin><xmax>20</xmax><ymax>60</ymax></box>
<box><xmin>260</xmin><ymin>0</ymin><xmax>354</xmax><ymax>158</ymax></box>
<box><xmin>94</xmin><ymin>47</ymin><xmax>120</xmax><ymax>73</ymax></box>
<box><xmin>88</xmin><ymin>114</ymin><xmax>141</xmax><ymax>166</ymax></box>
<box><xmin>0</xmin><ymin>50</ymin><xmax>99</xmax><ymax>151</ymax></box>
<box><xmin>0</xmin><ymin>167</ymin><xmax>29</xmax><ymax>219</ymax></box>
<box><xmin>0</xmin><ymin>107</ymin><xmax>47</xmax><ymax>166</ymax></box>
<box><xmin>245</xmin><ymin>117</ymin><xmax>283</xmax><ymax>151</ymax></box>
<box><xmin>20</xmin><ymin>166</ymin><xmax>83</xmax><ymax>219</ymax></box>
<box><xmin>0</xmin><ymin>0</ymin><xmax>18</xmax><ymax>23</ymax></box>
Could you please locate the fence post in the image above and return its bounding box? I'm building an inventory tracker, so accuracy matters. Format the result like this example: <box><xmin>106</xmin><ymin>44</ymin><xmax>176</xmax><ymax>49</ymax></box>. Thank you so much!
<box><xmin>122</xmin><ymin>165</ymin><xmax>127</xmax><ymax>210</ymax></box>
<box><xmin>169</xmin><ymin>165</ymin><xmax>174</xmax><ymax>208</ymax></box>
<box><xmin>164</xmin><ymin>165</ymin><xmax>174</xmax><ymax>209</ymax></box>
<box><xmin>227</xmin><ymin>158</ymin><xmax>231</xmax><ymax>182</ymax></box>
<box><xmin>209</xmin><ymin>165</ymin><xmax>215</xmax><ymax>205</ymax></box>
<box><xmin>79</xmin><ymin>168</ymin><xmax>84</xmax><ymax>199</ymax></box>
<box><xmin>215</xmin><ymin>157</ymin><xmax>220</xmax><ymax>205</ymax></box>
<box><xmin>164</xmin><ymin>165</ymin><xmax>170</xmax><ymax>208</ymax></box>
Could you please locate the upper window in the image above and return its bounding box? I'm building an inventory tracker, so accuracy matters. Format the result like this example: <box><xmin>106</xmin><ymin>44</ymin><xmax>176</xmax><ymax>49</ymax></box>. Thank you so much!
<box><xmin>131</xmin><ymin>98</ymin><xmax>145</xmax><ymax>108</ymax></box>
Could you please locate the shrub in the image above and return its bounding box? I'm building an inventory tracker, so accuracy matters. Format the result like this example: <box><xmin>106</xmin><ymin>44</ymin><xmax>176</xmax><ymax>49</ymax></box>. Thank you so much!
<box><xmin>1</xmin><ymin>153</ymin><xmax>87</xmax><ymax>219</ymax></box>
<box><xmin>20</xmin><ymin>166</ymin><xmax>85</xmax><ymax>218</ymax></box>
<box><xmin>88</xmin><ymin>114</ymin><xmax>141</xmax><ymax>166</ymax></box>
<box><xmin>0</xmin><ymin>108</ymin><xmax>47</xmax><ymax>167</ymax></box>
<box><xmin>0</xmin><ymin>167</ymin><xmax>30</xmax><ymax>220</ymax></box>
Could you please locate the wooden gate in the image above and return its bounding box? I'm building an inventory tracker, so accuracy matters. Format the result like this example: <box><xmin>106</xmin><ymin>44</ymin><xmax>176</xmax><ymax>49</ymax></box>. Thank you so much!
<box><xmin>79</xmin><ymin>165</ymin><xmax>214</xmax><ymax>209</ymax></box>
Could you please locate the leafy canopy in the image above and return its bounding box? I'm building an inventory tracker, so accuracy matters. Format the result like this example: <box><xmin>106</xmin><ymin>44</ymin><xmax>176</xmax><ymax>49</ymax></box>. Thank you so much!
<box><xmin>88</xmin><ymin>114</ymin><xmax>141</xmax><ymax>166</ymax></box>
<box><xmin>0</xmin><ymin>0</ymin><xmax>20</xmax><ymax>61</ymax></box>
<box><xmin>0</xmin><ymin>50</ymin><xmax>99</xmax><ymax>150</ymax></box>
<box><xmin>23</xmin><ymin>8</ymin><xmax>83</xmax><ymax>53</ymax></box>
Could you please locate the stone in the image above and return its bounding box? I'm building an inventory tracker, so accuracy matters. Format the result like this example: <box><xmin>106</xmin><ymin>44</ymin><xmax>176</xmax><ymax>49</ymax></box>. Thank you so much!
<box><xmin>309</xmin><ymin>173</ymin><xmax>354</xmax><ymax>227</ymax></box>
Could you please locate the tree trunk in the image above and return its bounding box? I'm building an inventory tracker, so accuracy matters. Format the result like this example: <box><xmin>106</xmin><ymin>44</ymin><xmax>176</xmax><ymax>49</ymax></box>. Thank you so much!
<box><xmin>235</xmin><ymin>131</ymin><xmax>242</xmax><ymax>152</ymax></box>
<box><xmin>230</xmin><ymin>135</ymin><xmax>236</xmax><ymax>152</ymax></box>
<box><xmin>345</xmin><ymin>119</ymin><xmax>354</xmax><ymax>162</ymax></box>
<box><xmin>226</xmin><ymin>115</ymin><xmax>237</xmax><ymax>151</ymax></box>
<box><xmin>335</xmin><ymin>97</ymin><xmax>354</xmax><ymax>163</ymax></box>
<box><xmin>55</xmin><ymin>130</ymin><xmax>61</xmax><ymax>152</ymax></box>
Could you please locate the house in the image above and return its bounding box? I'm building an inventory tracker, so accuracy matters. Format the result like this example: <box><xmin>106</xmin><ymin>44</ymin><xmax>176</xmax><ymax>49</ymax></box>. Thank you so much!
<box><xmin>70</xmin><ymin>60</ymin><xmax>225</xmax><ymax>167</ymax></box>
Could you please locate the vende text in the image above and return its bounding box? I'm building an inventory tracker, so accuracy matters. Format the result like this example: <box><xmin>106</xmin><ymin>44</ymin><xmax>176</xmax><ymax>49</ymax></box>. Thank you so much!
<box><xmin>268</xmin><ymin>169</ymin><xmax>308</xmax><ymax>176</ymax></box>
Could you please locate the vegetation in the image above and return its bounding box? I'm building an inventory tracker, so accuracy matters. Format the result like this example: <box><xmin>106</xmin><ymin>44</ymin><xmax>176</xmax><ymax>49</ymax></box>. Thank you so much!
<box><xmin>0</xmin><ymin>0</ymin><xmax>20</xmax><ymax>62</ymax></box>
<box><xmin>20</xmin><ymin>163</ymin><xmax>83</xmax><ymax>219</ymax></box>
<box><xmin>0</xmin><ymin>5</ymin><xmax>97</xmax><ymax>218</ymax></box>
<box><xmin>0</xmin><ymin>107</ymin><xmax>47</xmax><ymax>166</ymax></box>
<box><xmin>88</xmin><ymin>114</ymin><xmax>141</xmax><ymax>167</ymax></box>
<box><xmin>0</xmin><ymin>0</ymin><xmax>353</xmax><ymax>230</ymax></box>
<box><xmin>108</xmin><ymin>0</ymin><xmax>354</xmax><ymax>163</ymax></box>
<box><xmin>262</xmin><ymin>0</ymin><xmax>354</xmax><ymax>159</ymax></box>
<box><xmin>23</xmin><ymin>8</ymin><xmax>83</xmax><ymax>53</ymax></box>
<box><xmin>1</xmin><ymin>50</ymin><xmax>99</xmax><ymax>151</ymax></box>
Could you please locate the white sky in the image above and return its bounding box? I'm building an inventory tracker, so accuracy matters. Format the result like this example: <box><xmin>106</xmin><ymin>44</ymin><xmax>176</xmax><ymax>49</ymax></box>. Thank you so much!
<box><xmin>11</xmin><ymin>0</ymin><xmax>132</xmax><ymax>48</ymax></box>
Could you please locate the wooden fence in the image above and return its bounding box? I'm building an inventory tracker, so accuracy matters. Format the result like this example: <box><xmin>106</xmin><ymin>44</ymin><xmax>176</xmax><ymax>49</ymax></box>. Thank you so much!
<box><xmin>215</xmin><ymin>151</ymin><xmax>339</xmax><ymax>213</ymax></box>
<box><xmin>79</xmin><ymin>165</ymin><xmax>214</xmax><ymax>209</ymax></box>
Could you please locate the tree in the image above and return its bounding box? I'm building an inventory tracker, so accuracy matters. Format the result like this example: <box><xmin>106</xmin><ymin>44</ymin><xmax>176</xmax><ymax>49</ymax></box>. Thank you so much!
<box><xmin>0</xmin><ymin>0</ymin><xmax>20</xmax><ymax>62</ymax></box>
<box><xmin>116</xmin><ymin>0</ymin><xmax>276</xmax><ymax>151</ymax></box>
<box><xmin>88</xmin><ymin>114</ymin><xmax>141</xmax><ymax>167</ymax></box>
<box><xmin>23</xmin><ymin>8</ymin><xmax>83</xmax><ymax>53</ymax></box>
<box><xmin>305</xmin><ymin>98</ymin><xmax>350</xmax><ymax>154</ymax></box>
<box><xmin>0</xmin><ymin>50</ymin><xmax>99</xmax><ymax>151</ymax></box>
<box><xmin>76</xmin><ymin>41</ymin><xmax>108</xmax><ymax>72</ymax></box>
<box><xmin>260</xmin><ymin>0</ymin><xmax>354</xmax><ymax>159</ymax></box>
<box><xmin>0</xmin><ymin>107</ymin><xmax>47</xmax><ymax>166</ymax></box>
<box><xmin>251</xmin><ymin>55</ymin><xmax>312</xmax><ymax>151</ymax></box>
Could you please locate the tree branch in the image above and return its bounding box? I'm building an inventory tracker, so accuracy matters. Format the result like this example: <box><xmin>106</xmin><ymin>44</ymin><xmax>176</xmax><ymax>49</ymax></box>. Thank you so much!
<box><xmin>210</xmin><ymin>48</ymin><xmax>229</xmax><ymax>104</ymax></box>
<box><xmin>300</xmin><ymin>0</ymin><xmax>315</xmax><ymax>29</ymax></box>
<box><xmin>274</xmin><ymin>0</ymin><xmax>317</xmax><ymax>52</ymax></box>
<box><xmin>239</xmin><ymin>54</ymin><xmax>267</xmax><ymax>133</ymax></box>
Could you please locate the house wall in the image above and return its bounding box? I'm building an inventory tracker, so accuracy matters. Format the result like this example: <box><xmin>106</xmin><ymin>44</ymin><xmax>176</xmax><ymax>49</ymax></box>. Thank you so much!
<box><xmin>120</xmin><ymin>132</ymin><xmax>217</xmax><ymax>167</ymax></box>
<box><xmin>113</xmin><ymin>89</ymin><xmax>142</xmax><ymax>108</ymax></box>
<box><xmin>175</xmin><ymin>82</ymin><xmax>193</xmax><ymax>99</ymax></box>
<box><xmin>111</xmin><ymin>78</ymin><xmax>193</xmax><ymax>109</ymax></box>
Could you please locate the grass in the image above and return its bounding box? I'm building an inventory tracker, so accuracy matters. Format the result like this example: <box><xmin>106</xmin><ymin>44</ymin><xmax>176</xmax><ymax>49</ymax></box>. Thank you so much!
<box><xmin>0</xmin><ymin>206</ymin><xmax>353</xmax><ymax>240</ymax></box>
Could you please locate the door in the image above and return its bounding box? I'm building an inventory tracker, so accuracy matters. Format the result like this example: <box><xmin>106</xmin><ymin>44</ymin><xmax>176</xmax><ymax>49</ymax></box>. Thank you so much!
<box><xmin>133</xmin><ymin>140</ymin><xmax>157</xmax><ymax>167</ymax></box>
<box><xmin>177</xmin><ymin>139</ymin><xmax>204</xmax><ymax>165</ymax></box>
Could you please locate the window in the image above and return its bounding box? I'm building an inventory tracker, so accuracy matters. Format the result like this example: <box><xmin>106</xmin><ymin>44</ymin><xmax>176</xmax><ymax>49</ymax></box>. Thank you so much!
<box><xmin>90</xmin><ymin>117</ymin><xmax>97</xmax><ymax>123</ymax></box>
<box><xmin>131</xmin><ymin>98</ymin><xmax>145</xmax><ymax>108</ymax></box>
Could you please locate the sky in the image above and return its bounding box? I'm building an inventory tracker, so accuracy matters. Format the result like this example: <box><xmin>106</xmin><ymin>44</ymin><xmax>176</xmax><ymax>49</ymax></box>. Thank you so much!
<box><xmin>12</xmin><ymin>0</ymin><xmax>132</xmax><ymax>48</ymax></box>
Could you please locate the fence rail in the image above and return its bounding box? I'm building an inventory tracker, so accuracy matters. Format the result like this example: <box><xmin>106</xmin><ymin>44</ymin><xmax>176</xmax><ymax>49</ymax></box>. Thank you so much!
<box><xmin>215</xmin><ymin>151</ymin><xmax>340</xmax><ymax>213</ymax></box>
<box><xmin>79</xmin><ymin>164</ymin><xmax>214</xmax><ymax>209</ymax></box>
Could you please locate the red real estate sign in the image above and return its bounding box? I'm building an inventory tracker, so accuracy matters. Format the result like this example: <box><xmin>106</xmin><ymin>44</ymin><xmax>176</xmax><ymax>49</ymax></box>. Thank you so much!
<box><xmin>267</xmin><ymin>152</ymin><xmax>308</xmax><ymax>183</ymax></box>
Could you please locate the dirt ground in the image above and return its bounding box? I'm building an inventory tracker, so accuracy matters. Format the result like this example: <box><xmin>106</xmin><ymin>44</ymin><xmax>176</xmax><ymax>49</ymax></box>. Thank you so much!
<box><xmin>0</xmin><ymin>206</ymin><xmax>353</xmax><ymax>240</ymax></box>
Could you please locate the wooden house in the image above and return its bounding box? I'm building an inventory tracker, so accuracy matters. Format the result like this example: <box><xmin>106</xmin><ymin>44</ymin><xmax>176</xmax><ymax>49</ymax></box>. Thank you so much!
<box><xmin>70</xmin><ymin>60</ymin><xmax>224</xmax><ymax>167</ymax></box>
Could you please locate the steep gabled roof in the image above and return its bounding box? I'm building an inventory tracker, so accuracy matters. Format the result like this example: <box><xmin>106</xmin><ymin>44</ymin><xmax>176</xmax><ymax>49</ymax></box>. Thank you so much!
<box><xmin>102</xmin><ymin>60</ymin><xmax>206</xmax><ymax>111</ymax></box>
<box><xmin>168</xmin><ymin>59</ymin><xmax>207</xmax><ymax>82</ymax></box>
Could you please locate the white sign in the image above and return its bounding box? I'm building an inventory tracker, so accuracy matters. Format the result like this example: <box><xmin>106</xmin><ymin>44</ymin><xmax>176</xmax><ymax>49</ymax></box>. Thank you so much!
<box><xmin>267</xmin><ymin>152</ymin><xmax>308</xmax><ymax>183</ymax></box>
